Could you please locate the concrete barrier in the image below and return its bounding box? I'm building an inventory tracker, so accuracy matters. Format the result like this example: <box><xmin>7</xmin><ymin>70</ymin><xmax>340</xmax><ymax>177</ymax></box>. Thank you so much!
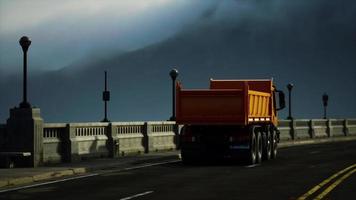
<box><xmin>278</xmin><ymin>120</ymin><xmax>293</xmax><ymax>141</ymax></box>
<box><xmin>43</xmin><ymin>123</ymin><xmax>67</xmax><ymax>164</ymax></box>
<box><xmin>39</xmin><ymin>121</ymin><xmax>179</xmax><ymax>164</ymax></box>
<box><xmin>67</xmin><ymin>123</ymin><xmax>109</xmax><ymax>162</ymax></box>
<box><xmin>2</xmin><ymin>118</ymin><xmax>356</xmax><ymax>167</ymax></box>
<box><xmin>111</xmin><ymin>122</ymin><xmax>146</xmax><ymax>156</ymax></box>
<box><xmin>146</xmin><ymin>121</ymin><xmax>177</xmax><ymax>152</ymax></box>
<box><xmin>277</xmin><ymin>119</ymin><xmax>355</xmax><ymax>142</ymax></box>
<box><xmin>347</xmin><ymin>119</ymin><xmax>356</xmax><ymax>135</ymax></box>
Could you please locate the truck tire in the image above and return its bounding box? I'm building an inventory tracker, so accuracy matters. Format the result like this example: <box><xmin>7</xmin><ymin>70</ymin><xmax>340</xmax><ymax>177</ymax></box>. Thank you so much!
<box><xmin>256</xmin><ymin>131</ymin><xmax>263</xmax><ymax>164</ymax></box>
<box><xmin>262</xmin><ymin>130</ymin><xmax>272</xmax><ymax>161</ymax></box>
<box><xmin>271</xmin><ymin>129</ymin><xmax>278</xmax><ymax>159</ymax></box>
<box><xmin>247</xmin><ymin>126</ymin><xmax>257</xmax><ymax>165</ymax></box>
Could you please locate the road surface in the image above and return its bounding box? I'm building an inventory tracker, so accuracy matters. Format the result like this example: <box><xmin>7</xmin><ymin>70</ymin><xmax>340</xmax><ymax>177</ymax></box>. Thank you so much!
<box><xmin>1</xmin><ymin>140</ymin><xmax>355</xmax><ymax>200</ymax></box>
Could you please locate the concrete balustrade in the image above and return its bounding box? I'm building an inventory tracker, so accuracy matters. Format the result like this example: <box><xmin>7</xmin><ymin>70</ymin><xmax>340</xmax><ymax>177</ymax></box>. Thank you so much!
<box><xmin>43</xmin><ymin>123</ymin><xmax>66</xmax><ymax>164</ymax></box>
<box><xmin>1</xmin><ymin>118</ymin><xmax>355</xmax><ymax>167</ymax></box>
<box><xmin>277</xmin><ymin>119</ymin><xmax>356</xmax><ymax>141</ymax></box>
<box><xmin>146</xmin><ymin>121</ymin><xmax>177</xmax><ymax>152</ymax></box>
<box><xmin>66</xmin><ymin>123</ymin><xmax>110</xmax><ymax>162</ymax></box>
<box><xmin>37</xmin><ymin>121</ymin><xmax>178</xmax><ymax>165</ymax></box>
<box><xmin>347</xmin><ymin>119</ymin><xmax>356</xmax><ymax>135</ymax></box>
<box><xmin>277</xmin><ymin>120</ymin><xmax>292</xmax><ymax>140</ymax></box>
<box><xmin>111</xmin><ymin>122</ymin><xmax>146</xmax><ymax>156</ymax></box>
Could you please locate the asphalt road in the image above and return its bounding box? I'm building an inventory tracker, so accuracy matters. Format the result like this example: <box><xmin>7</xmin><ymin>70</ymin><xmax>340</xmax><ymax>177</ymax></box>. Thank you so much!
<box><xmin>1</xmin><ymin>141</ymin><xmax>355</xmax><ymax>200</ymax></box>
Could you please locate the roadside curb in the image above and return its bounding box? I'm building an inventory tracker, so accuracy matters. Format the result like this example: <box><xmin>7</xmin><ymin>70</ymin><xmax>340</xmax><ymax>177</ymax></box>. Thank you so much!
<box><xmin>0</xmin><ymin>153</ymin><xmax>179</xmax><ymax>190</ymax></box>
<box><xmin>0</xmin><ymin>167</ymin><xmax>87</xmax><ymax>189</ymax></box>
<box><xmin>1</xmin><ymin>137</ymin><xmax>355</xmax><ymax>190</ymax></box>
<box><xmin>279</xmin><ymin>135</ymin><xmax>356</xmax><ymax>148</ymax></box>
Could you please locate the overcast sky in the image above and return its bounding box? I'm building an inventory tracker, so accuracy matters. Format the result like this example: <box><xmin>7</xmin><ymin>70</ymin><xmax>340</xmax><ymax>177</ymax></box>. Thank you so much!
<box><xmin>0</xmin><ymin>0</ymin><xmax>355</xmax><ymax>122</ymax></box>
<box><xmin>0</xmin><ymin>0</ymin><xmax>217</xmax><ymax>73</ymax></box>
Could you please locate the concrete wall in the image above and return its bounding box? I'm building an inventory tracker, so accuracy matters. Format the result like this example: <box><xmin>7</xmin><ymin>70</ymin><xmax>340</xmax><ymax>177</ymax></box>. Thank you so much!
<box><xmin>3</xmin><ymin>118</ymin><xmax>355</xmax><ymax>166</ymax></box>
<box><xmin>347</xmin><ymin>119</ymin><xmax>356</xmax><ymax>135</ymax></box>
<box><xmin>43</xmin><ymin>123</ymin><xmax>66</xmax><ymax>164</ymax></box>
<box><xmin>42</xmin><ymin>121</ymin><xmax>177</xmax><ymax>164</ymax></box>
<box><xmin>277</xmin><ymin>119</ymin><xmax>356</xmax><ymax>141</ymax></box>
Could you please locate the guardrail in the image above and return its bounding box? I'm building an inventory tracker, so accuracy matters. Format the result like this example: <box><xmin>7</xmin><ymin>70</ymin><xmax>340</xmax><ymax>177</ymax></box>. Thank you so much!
<box><xmin>1</xmin><ymin>119</ymin><xmax>355</xmax><ymax>166</ymax></box>
<box><xmin>278</xmin><ymin>119</ymin><xmax>356</xmax><ymax>141</ymax></box>
<box><xmin>42</xmin><ymin>121</ymin><xmax>177</xmax><ymax>164</ymax></box>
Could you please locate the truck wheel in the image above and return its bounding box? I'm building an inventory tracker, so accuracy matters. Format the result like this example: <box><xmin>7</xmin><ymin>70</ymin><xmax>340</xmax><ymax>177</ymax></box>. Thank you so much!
<box><xmin>256</xmin><ymin>131</ymin><xmax>263</xmax><ymax>164</ymax></box>
<box><xmin>262</xmin><ymin>130</ymin><xmax>272</xmax><ymax>161</ymax></box>
<box><xmin>247</xmin><ymin>127</ymin><xmax>257</xmax><ymax>165</ymax></box>
<box><xmin>271</xmin><ymin>129</ymin><xmax>278</xmax><ymax>159</ymax></box>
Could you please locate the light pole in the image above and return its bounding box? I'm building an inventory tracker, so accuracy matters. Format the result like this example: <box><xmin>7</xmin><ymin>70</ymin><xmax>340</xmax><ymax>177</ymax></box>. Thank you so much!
<box><xmin>102</xmin><ymin>71</ymin><xmax>110</xmax><ymax>122</ymax></box>
<box><xmin>19</xmin><ymin>36</ymin><xmax>32</xmax><ymax>108</ymax></box>
<box><xmin>322</xmin><ymin>93</ymin><xmax>329</xmax><ymax>119</ymax></box>
<box><xmin>287</xmin><ymin>83</ymin><xmax>294</xmax><ymax>120</ymax></box>
<box><xmin>169</xmin><ymin>69</ymin><xmax>178</xmax><ymax>121</ymax></box>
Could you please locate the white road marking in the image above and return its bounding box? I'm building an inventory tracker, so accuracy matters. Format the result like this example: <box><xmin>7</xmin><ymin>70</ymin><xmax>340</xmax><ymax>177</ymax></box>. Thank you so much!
<box><xmin>0</xmin><ymin>173</ymin><xmax>98</xmax><ymax>194</ymax></box>
<box><xmin>120</xmin><ymin>191</ymin><xmax>154</xmax><ymax>200</ymax></box>
<box><xmin>123</xmin><ymin>160</ymin><xmax>180</xmax><ymax>171</ymax></box>
<box><xmin>310</xmin><ymin>151</ymin><xmax>321</xmax><ymax>154</ymax></box>
<box><xmin>245</xmin><ymin>164</ymin><xmax>260</xmax><ymax>168</ymax></box>
<box><xmin>0</xmin><ymin>159</ymin><xmax>180</xmax><ymax>194</ymax></box>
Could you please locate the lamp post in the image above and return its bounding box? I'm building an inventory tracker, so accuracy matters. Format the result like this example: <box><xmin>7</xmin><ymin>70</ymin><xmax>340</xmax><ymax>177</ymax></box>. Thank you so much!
<box><xmin>19</xmin><ymin>36</ymin><xmax>32</xmax><ymax>108</ymax></box>
<box><xmin>287</xmin><ymin>83</ymin><xmax>294</xmax><ymax>120</ymax></box>
<box><xmin>102</xmin><ymin>71</ymin><xmax>110</xmax><ymax>122</ymax></box>
<box><xmin>169</xmin><ymin>68</ymin><xmax>179</xmax><ymax>121</ymax></box>
<box><xmin>322</xmin><ymin>93</ymin><xmax>329</xmax><ymax>119</ymax></box>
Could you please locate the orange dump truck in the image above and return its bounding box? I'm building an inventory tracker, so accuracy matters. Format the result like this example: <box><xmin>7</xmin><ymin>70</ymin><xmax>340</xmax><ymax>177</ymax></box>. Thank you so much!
<box><xmin>176</xmin><ymin>79</ymin><xmax>285</xmax><ymax>164</ymax></box>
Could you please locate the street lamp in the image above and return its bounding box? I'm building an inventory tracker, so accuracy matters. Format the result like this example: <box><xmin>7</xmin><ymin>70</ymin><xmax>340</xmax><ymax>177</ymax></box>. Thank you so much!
<box><xmin>169</xmin><ymin>68</ymin><xmax>179</xmax><ymax>121</ymax></box>
<box><xmin>19</xmin><ymin>36</ymin><xmax>32</xmax><ymax>108</ymax></box>
<box><xmin>101</xmin><ymin>71</ymin><xmax>110</xmax><ymax>122</ymax></box>
<box><xmin>322</xmin><ymin>93</ymin><xmax>329</xmax><ymax>119</ymax></box>
<box><xmin>287</xmin><ymin>83</ymin><xmax>294</xmax><ymax>120</ymax></box>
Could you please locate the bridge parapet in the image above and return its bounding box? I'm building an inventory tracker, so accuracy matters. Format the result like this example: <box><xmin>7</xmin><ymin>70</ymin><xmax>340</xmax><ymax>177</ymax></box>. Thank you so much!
<box><xmin>1</xmin><ymin>118</ymin><xmax>355</xmax><ymax>167</ymax></box>
<box><xmin>347</xmin><ymin>119</ymin><xmax>356</xmax><ymax>135</ymax></box>
<box><xmin>43</xmin><ymin>123</ymin><xmax>66</xmax><ymax>164</ymax></box>
<box><xmin>278</xmin><ymin>118</ymin><xmax>355</xmax><ymax>141</ymax></box>
<box><xmin>146</xmin><ymin>121</ymin><xmax>177</xmax><ymax>153</ymax></box>
<box><xmin>111</xmin><ymin>122</ymin><xmax>146</xmax><ymax>156</ymax></box>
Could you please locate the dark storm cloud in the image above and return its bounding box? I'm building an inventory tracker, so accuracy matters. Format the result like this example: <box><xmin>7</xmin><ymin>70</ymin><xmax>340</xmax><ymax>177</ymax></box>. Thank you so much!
<box><xmin>0</xmin><ymin>0</ymin><xmax>355</xmax><ymax>122</ymax></box>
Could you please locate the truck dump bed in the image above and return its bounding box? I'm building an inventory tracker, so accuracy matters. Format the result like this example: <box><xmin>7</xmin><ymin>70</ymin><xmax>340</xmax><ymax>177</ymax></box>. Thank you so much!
<box><xmin>176</xmin><ymin>79</ymin><xmax>274</xmax><ymax>125</ymax></box>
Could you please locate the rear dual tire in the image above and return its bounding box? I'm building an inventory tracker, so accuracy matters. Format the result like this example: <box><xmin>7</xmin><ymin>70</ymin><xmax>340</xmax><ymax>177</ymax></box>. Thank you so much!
<box><xmin>247</xmin><ymin>126</ymin><xmax>263</xmax><ymax>165</ymax></box>
<box><xmin>271</xmin><ymin>129</ymin><xmax>278</xmax><ymax>159</ymax></box>
<box><xmin>247</xmin><ymin>126</ymin><xmax>276</xmax><ymax>165</ymax></box>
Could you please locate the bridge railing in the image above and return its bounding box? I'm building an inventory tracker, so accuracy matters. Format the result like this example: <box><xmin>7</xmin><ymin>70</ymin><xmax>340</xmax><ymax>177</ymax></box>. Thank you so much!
<box><xmin>278</xmin><ymin>119</ymin><xmax>356</xmax><ymax>141</ymax></box>
<box><xmin>111</xmin><ymin>122</ymin><xmax>146</xmax><ymax>156</ymax></box>
<box><xmin>43</xmin><ymin>123</ymin><xmax>66</xmax><ymax>163</ymax></box>
<box><xmin>41</xmin><ymin>121</ymin><xmax>177</xmax><ymax>164</ymax></box>
<box><xmin>2</xmin><ymin>119</ymin><xmax>355</xmax><ymax>166</ymax></box>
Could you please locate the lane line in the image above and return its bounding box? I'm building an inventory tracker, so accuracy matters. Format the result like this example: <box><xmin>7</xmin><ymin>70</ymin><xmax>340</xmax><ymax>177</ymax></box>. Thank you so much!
<box><xmin>0</xmin><ymin>173</ymin><xmax>98</xmax><ymax>194</ymax></box>
<box><xmin>0</xmin><ymin>160</ymin><xmax>179</xmax><ymax>194</ymax></box>
<box><xmin>245</xmin><ymin>164</ymin><xmax>260</xmax><ymax>168</ymax></box>
<box><xmin>120</xmin><ymin>191</ymin><xmax>154</xmax><ymax>200</ymax></box>
<box><xmin>297</xmin><ymin>163</ymin><xmax>356</xmax><ymax>200</ymax></box>
<box><xmin>123</xmin><ymin>160</ymin><xmax>180</xmax><ymax>171</ymax></box>
<box><xmin>314</xmin><ymin>168</ymin><xmax>356</xmax><ymax>200</ymax></box>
